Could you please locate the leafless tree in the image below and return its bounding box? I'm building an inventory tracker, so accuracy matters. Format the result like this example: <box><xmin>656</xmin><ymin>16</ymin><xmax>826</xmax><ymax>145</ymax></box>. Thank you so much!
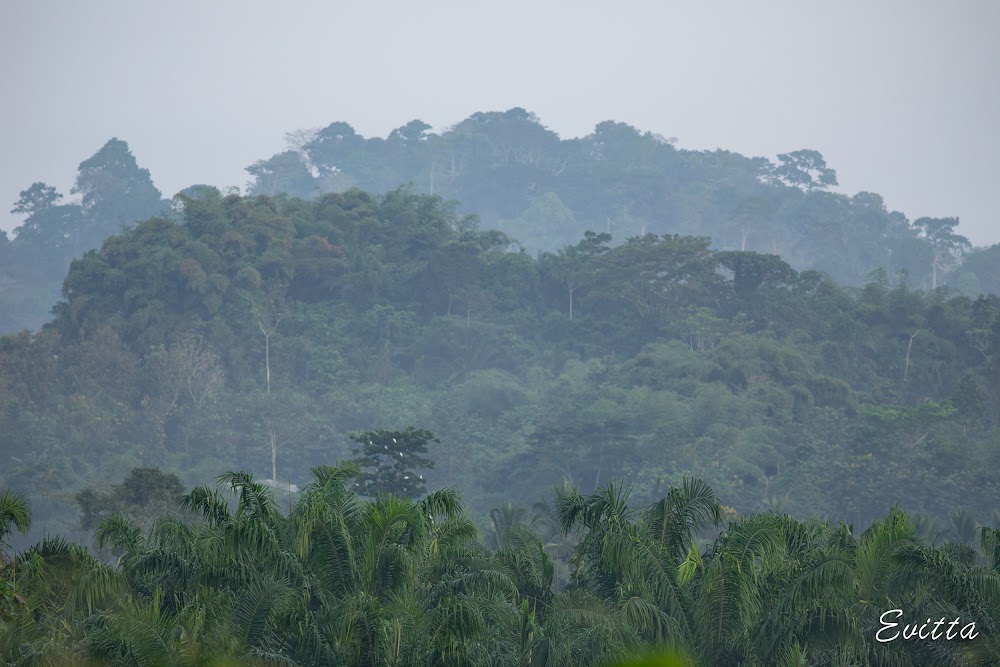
<box><xmin>151</xmin><ymin>332</ymin><xmax>224</xmax><ymax>417</ymax></box>
<box><xmin>263</xmin><ymin>415</ymin><xmax>280</xmax><ymax>482</ymax></box>
<box><xmin>252</xmin><ymin>288</ymin><xmax>286</xmax><ymax>393</ymax></box>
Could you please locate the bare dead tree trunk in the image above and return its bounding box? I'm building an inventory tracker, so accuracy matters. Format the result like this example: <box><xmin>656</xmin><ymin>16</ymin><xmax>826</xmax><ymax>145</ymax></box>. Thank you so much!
<box><xmin>566</xmin><ymin>280</ymin><xmax>584</xmax><ymax>320</ymax></box>
<box><xmin>264</xmin><ymin>416</ymin><xmax>278</xmax><ymax>481</ymax></box>
<box><xmin>259</xmin><ymin>321</ymin><xmax>272</xmax><ymax>393</ymax></box>
<box><xmin>902</xmin><ymin>330</ymin><xmax>920</xmax><ymax>392</ymax></box>
<box><xmin>256</xmin><ymin>302</ymin><xmax>283</xmax><ymax>393</ymax></box>
<box><xmin>966</xmin><ymin>328</ymin><xmax>993</xmax><ymax>362</ymax></box>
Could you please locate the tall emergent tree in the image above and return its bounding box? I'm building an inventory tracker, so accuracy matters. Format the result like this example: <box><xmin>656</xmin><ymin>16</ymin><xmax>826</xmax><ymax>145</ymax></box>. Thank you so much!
<box><xmin>545</xmin><ymin>230</ymin><xmax>611</xmax><ymax>320</ymax></box>
<box><xmin>766</xmin><ymin>149</ymin><xmax>839</xmax><ymax>190</ymax></box>
<box><xmin>350</xmin><ymin>427</ymin><xmax>437</xmax><ymax>498</ymax></box>
<box><xmin>913</xmin><ymin>216</ymin><xmax>972</xmax><ymax>288</ymax></box>
<box><xmin>74</xmin><ymin>467</ymin><xmax>183</xmax><ymax>531</ymax></box>
<box><xmin>72</xmin><ymin>138</ymin><xmax>167</xmax><ymax>236</ymax></box>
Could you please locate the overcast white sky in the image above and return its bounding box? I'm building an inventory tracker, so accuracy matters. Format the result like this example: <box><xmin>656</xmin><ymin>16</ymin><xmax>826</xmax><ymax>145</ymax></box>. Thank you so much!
<box><xmin>2</xmin><ymin>1</ymin><xmax>998</xmax><ymax>245</ymax></box>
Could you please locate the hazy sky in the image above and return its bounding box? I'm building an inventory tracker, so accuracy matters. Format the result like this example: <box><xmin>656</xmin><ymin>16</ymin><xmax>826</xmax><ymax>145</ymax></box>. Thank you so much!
<box><xmin>2</xmin><ymin>1</ymin><xmax>998</xmax><ymax>245</ymax></box>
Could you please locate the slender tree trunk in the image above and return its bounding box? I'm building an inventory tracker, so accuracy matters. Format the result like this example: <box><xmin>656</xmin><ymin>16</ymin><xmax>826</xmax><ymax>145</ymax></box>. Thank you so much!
<box><xmin>264</xmin><ymin>417</ymin><xmax>277</xmax><ymax>481</ymax></box>
<box><xmin>264</xmin><ymin>331</ymin><xmax>270</xmax><ymax>392</ymax></box>
<box><xmin>255</xmin><ymin>298</ymin><xmax>283</xmax><ymax>393</ymax></box>
<box><xmin>257</xmin><ymin>316</ymin><xmax>281</xmax><ymax>392</ymax></box>
<box><xmin>902</xmin><ymin>330</ymin><xmax>919</xmax><ymax>392</ymax></box>
<box><xmin>567</xmin><ymin>284</ymin><xmax>578</xmax><ymax>320</ymax></box>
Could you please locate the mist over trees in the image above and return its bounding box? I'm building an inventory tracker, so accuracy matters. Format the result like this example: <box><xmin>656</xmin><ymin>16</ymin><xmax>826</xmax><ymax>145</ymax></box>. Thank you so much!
<box><xmin>1</xmin><ymin>183</ymin><xmax>998</xmax><ymax>544</ymax></box>
<box><xmin>2</xmin><ymin>139</ymin><xmax>168</xmax><ymax>332</ymax></box>
<box><xmin>5</xmin><ymin>469</ymin><xmax>1000</xmax><ymax>665</ymax></box>
<box><xmin>245</xmin><ymin>108</ymin><xmax>993</xmax><ymax>293</ymax></box>
<box><xmin>2</xmin><ymin>109</ymin><xmax>1000</xmax><ymax>664</ymax></box>
<box><xmin>4</xmin><ymin>110</ymin><xmax>998</xmax><ymax>338</ymax></box>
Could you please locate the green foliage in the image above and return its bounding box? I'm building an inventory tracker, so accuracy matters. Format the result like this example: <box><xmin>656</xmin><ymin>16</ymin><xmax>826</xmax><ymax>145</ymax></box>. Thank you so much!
<box><xmin>7</xmin><ymin>473</ymin><xmax>1000</xmax><ymax>665</ymax></box>
<box><xmin>1</xmin><ymin>182</ymin><xmax>999</xmax><ymax>557</ymax></box>
<box><xmin>3</xmin><ymin>139</ymin><xmax>167</xmax><ymax>332</ymax></box>
<box><xmin>500</xmin><ymin>191</ymin><xmax>579</xmax><ymax>250</ymax></box>
<box><xmin>10</xmin><ymin>182</ymin><xmax>61</xmax><ymax>216</ymax></box>
<box><xmin>350</xmin><ymin>427</ymin><xmax>437</xmax><ymax>498</ymax></box>
<box><xmin>75</xmin><ymin>467</ymin><xmax>185</xmax><ymax>531</ymax></box>
<box><xmin>718</xmin><ymin>250</ymin><xmax>797</xmax><ymax>298</ymax></box>
<box><xmin>959</xmin><ymin>243</ymin><xmax>1000</xmax><ymax>297</ymax></box>
<box><xmin>238</xmin><ymin>109</ymin><xmax>986</xmax><ymax>296</ymax></box>
<box><xmin>2</xmin><ymin>106</ymin><xmax>1000</xmax><ymax>665</ymax></box>
<box><xmin>0</xmin><ymin>490</ymin><xmax>31</xmax><ymax>558</ymax></box>
<box><xmin>766</xmin><ymin>149</ymin><xmax>839</xmax><ymax>190</ymax></box>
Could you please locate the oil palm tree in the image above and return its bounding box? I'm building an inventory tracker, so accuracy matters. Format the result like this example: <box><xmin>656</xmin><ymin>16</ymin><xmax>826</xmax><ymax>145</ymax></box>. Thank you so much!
<box><xmin>0</xmin><ymin>490</ymin><xmax>31</xmax><ymax>550</ymax></box>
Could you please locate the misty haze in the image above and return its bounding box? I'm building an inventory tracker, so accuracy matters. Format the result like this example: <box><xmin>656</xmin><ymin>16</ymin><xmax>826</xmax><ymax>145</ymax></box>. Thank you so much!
<box><xmin>2</xmin><ymin>3</ymin><xmax>1000</xmax><ymax>665</ymax></box>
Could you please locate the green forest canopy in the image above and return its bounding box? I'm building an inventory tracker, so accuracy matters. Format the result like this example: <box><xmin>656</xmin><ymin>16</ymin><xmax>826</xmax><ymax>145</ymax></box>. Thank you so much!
<box><xmin>1</xmin><ymin>185</ymin><xmax>998</xmax><ymax>545</ymax></box>
<box><xmin>4</xmin><ymin>109</ymin><xmax>1000</xmax><ymax>335</ymax></box>
<box><xmin>244</xmin><ymin>108</ymin><xmax>998</xmax><ymax>293</ymax></box>
<box><xmin>2</xmin><ymin>108</ymin><xmax>1000</xmax><ymax>665</ymax></box>
<box><xmin>4</xmin><ymin>465</ymin><xmax>1000</xmax><ymax>665</ymax></box>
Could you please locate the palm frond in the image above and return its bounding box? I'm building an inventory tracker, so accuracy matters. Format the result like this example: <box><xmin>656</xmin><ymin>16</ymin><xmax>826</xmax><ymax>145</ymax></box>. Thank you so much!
<box><xmin>309</xmin><ymin>461</ymin><xmax>360</xmax><ymax>490</ymax></box>
<box><xmin>421</xmin><ymin>487</ymin><xmax>466</xmax><ymax>523</ymax></box>
<box><xmin>180</xmin><ymin>485</ymin><xmax>233</xmax><ymax>527</ymax></box>
<box><xmin>233</xmin><ymin>576</ymin><xmax>291</xmax><ymax>650</ymax></box>
<box><xmin>643</xmin><ymin>478</ymin><xmax>721</xmax><ymax>561</ymax></box>
<box><xmin>0</xmin><ymin>490</ymin><xmax>31</xmax><ymax>544</ymax></box>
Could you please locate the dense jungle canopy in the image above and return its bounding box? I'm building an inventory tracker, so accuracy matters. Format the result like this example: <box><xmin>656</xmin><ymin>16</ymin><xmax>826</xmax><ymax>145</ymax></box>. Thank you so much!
<box><xmin>2</xmin><ymin>109</ymin><xmax>1000</xmax><ymax>664</ymax></box>
<box><xmin>4</xmin><ymin>467</ymin><xmax>1000</xmax><ymax>665</ymax></box>
<box><xmin>2</xmin><ymin>178</ymin><xmax>998</xmax><ymax>534</ymax></box>
<box><xmin>3</xmin><ymin>109</ymin><xmax>1000</xmax><ymax>333</ymax></box>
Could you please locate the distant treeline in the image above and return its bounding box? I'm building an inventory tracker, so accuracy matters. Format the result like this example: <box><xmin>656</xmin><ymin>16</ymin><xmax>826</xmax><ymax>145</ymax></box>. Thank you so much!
<box><xmin>3</xmin><ymin>109</ymin><xmax>1000</xmax><ymax>334</ymax></box>
<box><xmin>244</xmin><ymin>108</ymin><xmax>1000</xmax><ymax>292</ymax></box>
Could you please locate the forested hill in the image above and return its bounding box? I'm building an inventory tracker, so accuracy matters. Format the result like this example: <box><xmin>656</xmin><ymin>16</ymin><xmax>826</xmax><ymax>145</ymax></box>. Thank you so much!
<box><xmin>4</xmin><ymin>110</ymin><xmax>1000</xmax><ymax>337</ymax></box>
<box><xmin>1</xmin><ymin>139</ymin><xmax>169</xmax><ymax>332</ymax></box>
<box><xmin>2</xmin><ymin>186</ymin><xmax>999</xmax><ymax>543</ymax></box>
<box><xmin>246</xmin><ymin>107</ymin><xmax>999</xmax><ymax>293</ymax></box>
